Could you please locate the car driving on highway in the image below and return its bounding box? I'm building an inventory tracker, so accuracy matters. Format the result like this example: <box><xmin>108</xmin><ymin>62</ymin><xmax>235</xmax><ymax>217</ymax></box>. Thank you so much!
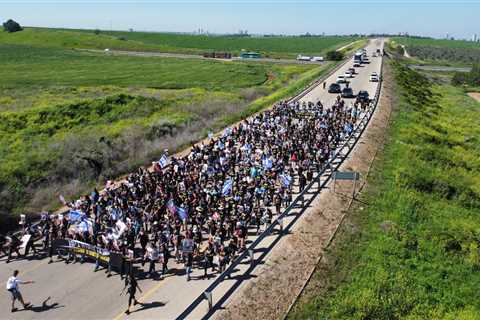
<box><xmin>369</xmin><ymin>72</ymin><xmax>379</xmax><ymax>82</ymax></box>
<box><xmin>336</xmin><ymin>75</ymin><xmax>347</xmax><ymax>83</ymax></box>
<box><xmin>356</xmin><ymin>90</ymin><xmax>370</xmax><ymax>103</ymax></box>
<box><xmin>328</xmin><ymin>83</ymin><xmax>342</xmax><ymax>93</ymax></box>
<box><xmin>341</xmin><ymin>87</ymin><xmax>355</xmax><ymax>98</ymax></box>
<box><xmin>345</xmin><ymin>70</ymin><xmax>354</xmax><ymax>78</ymax></box>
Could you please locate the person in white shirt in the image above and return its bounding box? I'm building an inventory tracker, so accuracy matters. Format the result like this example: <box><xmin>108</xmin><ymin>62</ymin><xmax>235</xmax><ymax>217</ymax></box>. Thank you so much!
<box><xmin>6</xmin><ymin>270</ymin><xmax>34</xmax><ymax>313</ymax></box>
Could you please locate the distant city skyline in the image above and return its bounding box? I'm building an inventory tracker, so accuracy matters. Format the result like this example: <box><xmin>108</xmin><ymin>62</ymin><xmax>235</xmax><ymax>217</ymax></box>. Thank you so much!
<box><xmin>1</xmin><ymin>1</ymin><xmax>480</xmax><ymax>40</ymax></box>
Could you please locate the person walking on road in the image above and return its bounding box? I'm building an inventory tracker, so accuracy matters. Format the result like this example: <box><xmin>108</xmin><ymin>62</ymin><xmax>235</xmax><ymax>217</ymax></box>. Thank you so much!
<box><xmin>123</xmin><ymin>272</ymin><xmax>142</xmax><ymax>315</ymax></box>
<box><xmin>6</xmin><ymin>270</ymin><xmax>34</xmax><ymax>313</ymax></box>
<box><xmin>323</xmin><ymin>81</ymin><xmax>326</xmax><ymax>89</ymax></box>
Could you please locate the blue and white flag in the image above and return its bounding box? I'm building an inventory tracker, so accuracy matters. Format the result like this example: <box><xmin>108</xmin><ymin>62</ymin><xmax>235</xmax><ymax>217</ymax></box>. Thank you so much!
<box><xmin>77</xmin><ymin>219</ymin><xmax>92</xmax><ymax>233</ymax></box>
<box><xmin>208</xmin><ymin>132</ymin><xmax>214</xmax><ymax>139</ymax></box>
<box><xmin>256</xmin><ymin>187</ymin><xmax>266</xmax><ymax>194</ymax></box>
<box><xmin>69</xmin><ymin>210</ymin><xmax>84</xmax><ymax>222</ymax></box>
<box><xmin>110</xmin><ymin>208</ymin><xmax>121</xmax><ymax>221</ymax></box>
<box><xmin>167</xmin><ymin>199</ymin><xmax>177</xmax><ymax>215</ymax></box>
<box><xmin>223</xmin><ymin>127</ymin><xmax>232</xmax><ymax>137</ymax></box>
<box><xmin>159</xmin><ymin>154</ymin><xmax>169</xmax><ymax>168</ymax></box>
<box><xmin>176</xmin><ymin>206</ymin><xmax>188</xmax><ymax>221</ymax></box>
<box><xmin>222</xmin><ymin>178</ymin><xmax>233</xmax><ymax>196</ymax></box>
<box><xmin>262</xmin><ymin>157</ymin><xmax>273</xmax><ymax>170</ymax></box>
<box><xmin>280</xmin><ymin>174</ymin><xmax>292</xmax><ymax>188</ymax></box>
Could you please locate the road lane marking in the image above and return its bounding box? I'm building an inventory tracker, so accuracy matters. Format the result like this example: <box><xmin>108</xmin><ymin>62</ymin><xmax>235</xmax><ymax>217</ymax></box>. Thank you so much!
<box><xmin>112</xmin><ymin>276</ymin><xmax>172</xmax><ymax>320</ymax></box>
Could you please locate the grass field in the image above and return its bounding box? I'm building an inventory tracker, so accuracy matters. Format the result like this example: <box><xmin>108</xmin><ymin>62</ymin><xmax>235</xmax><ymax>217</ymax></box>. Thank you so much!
<box><xmin>0</xmin><ymin>38</ymin><xmax>335</xmax><ymax>231</ymax></box>
<box><xmin>288</xmin><ymin>61</ymin><xmax>480</xmax><ymax>319</ymax></box>
<box><xmin>392</xmin><ymin>37</ymin><xmax>480</xmax><ymax>65</ymax></box>
<box><xmin>97</xmin><ymin>30</ymin><xmax>359</xmax><ymax>58</ymax></box>
<box><xmin>0</xmin><ymin>27</ymin><xmax>359</xmax><ymax>59</ymax></box>
<box><xmin>0</xmin><ymin>44</ymin><xmax>270</xmax><ymax>91</ymax></box>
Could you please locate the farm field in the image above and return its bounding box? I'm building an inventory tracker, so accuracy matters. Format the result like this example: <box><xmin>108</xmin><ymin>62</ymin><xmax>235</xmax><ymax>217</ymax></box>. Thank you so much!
<box><xmin>0</xmin><ymin>41</ymin><xmax>336</xmax><ymax>232</ymax></box>
<box><xmin>0</xmin><ymin>27</ymin><xmax>360</xmax><ymax>59</ymax></box>
<box><xmin>392</xmin><ymin>37</ymin><xmax>480</xmax><ymax>65</ymax></box>
<box><xmin>288</xmin><ymin>61</ymin><xmax>480</xmax><ymax>319</ymax></box>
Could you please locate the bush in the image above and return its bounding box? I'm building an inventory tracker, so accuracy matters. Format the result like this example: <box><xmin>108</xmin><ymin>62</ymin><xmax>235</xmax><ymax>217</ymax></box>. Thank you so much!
<box><xmin>326</xmin><ymin>50</ymin><xmax>344</xmax><ymax>61</ymax></box>
<box><xmin>452</xmin><ymin>64</ymin><xmax>480</xmax><ymax>86</ymax></box>
<box><xmin>3</xmin><ymin>19</ymin><xmax>22</xmax><ymax>33</ymax></box>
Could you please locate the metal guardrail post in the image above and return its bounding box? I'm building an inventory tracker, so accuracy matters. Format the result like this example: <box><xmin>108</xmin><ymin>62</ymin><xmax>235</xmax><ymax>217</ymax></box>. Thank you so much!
<box><xmin>204</xmin><ymin>291</ymin><xmax>212</xmax><ymax>311</ymax></box>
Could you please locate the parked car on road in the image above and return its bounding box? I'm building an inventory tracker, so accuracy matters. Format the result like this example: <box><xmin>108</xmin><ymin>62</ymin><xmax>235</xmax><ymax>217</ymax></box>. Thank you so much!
<box><xmin>345</xmin><ymin>70</ymin><xmax>354</xmax><ymax>78</ymax></box>
<box><xmin>328</xmin><ymin>83</ymin><xmax>342</xmax><ymax>94</ymax></box>
<box><xmin>348</xmin><ymin>67</ymin><xmax>356</xmax><ymax>75</ymax></box>
<box><xmin>341</xmin><ymin>87</ymin><xmax>355</xmax><ymax>98</ymax></box>
<box><xmin>369</xmin><ymin>72</ymin><xmax>379</xmax><ymax>82</ymax></box>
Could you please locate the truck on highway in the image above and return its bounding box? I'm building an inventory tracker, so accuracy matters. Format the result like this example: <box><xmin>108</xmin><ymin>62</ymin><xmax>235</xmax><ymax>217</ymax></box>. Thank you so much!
<box><xmin>297</xmin><ymin>54</ymin><xmax>312</xmax><ymax>61</ymax></box>
<box><xmin>297</xmin><ymin>55</ymin><xmax>324</xmax><ymax>62</ymax></box>
<box><xmin>353</xmin><ymin>51</ymin><xmax>363</xmax><ymax>67</ymax></box>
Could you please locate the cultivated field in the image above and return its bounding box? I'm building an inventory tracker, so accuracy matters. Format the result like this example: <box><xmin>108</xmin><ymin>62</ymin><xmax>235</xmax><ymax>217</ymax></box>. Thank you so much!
<box><xmin>392</xmin><ymin>37</ymin><xmax>480</xmax><ymax>65</ymax></box>
<box><xmin>0</xmin><ymin>27</ymin><xmax>360</xmax><ymax>59</ymax></box>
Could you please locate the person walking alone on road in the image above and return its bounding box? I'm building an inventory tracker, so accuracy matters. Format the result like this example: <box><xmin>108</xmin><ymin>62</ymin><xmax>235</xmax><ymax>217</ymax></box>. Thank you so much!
<box><xmin>323</xmin><ymin>81</ymin><xmax>326</xmax><ymax>89</ymax></box>
<box><xmin>6</xmin><ymin>270</ymin><xmax>34</xmax><ymax>313</ymax></box>
<box><xmin>123</xmin><ymin>272</ymin><xmax>142</xmax><ymax>315</ymax></box>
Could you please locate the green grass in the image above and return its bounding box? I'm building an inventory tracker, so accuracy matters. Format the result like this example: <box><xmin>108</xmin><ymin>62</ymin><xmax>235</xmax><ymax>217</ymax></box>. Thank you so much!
<box><xmin>288</xmin><ymin>61</ymin><xmax>480</xmax><ymax>319</ymax></box>
<box><xmin>98</xmin><ymin>30</ymin><xmax>358</xmax><ymax>58</ymax></box>
<box><xmin>0</xmin><ymin>27</ymin><xmax>359</xmax><ymax>59</ymax></box>
<box><xmin>0</xmin><ymin>44</ymin><xmax>270</xmax><ymax>91</ymax></box>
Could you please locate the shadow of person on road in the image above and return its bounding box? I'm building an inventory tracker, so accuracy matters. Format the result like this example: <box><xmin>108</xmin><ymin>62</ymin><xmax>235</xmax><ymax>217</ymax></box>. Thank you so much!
<box><xmin>130</xmin><ymin>301</ymin><xmax>167</xmax><ymax>314</ymax></box>
<box><xmin>28</xmin><ymin>296</ymin><xmax>65</xmax><ymax>313</ymax></box>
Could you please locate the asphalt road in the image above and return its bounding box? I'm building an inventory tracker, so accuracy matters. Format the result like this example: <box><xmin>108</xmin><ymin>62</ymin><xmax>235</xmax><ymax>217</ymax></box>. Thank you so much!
<box><xmin>0</xmin><ymin>39</ymin><xmax>384</xmax><ymax>320</ymax></box>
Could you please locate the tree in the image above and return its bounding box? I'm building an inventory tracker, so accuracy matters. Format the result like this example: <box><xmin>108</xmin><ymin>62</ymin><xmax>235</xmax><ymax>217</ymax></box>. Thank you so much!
<box><xmin>3</xmin><ymin>19</ymin><xmax>22</xmax><ymax>33</ymax></box>
<box><xmin>94</xmin><ymin>29</ymin><xmax>101</xmax><ymax>35</ymax></box>
<box><xmin>326</xmin><ymin>50</ymin><xmax>344</xmax><ymax>61</ymax></box>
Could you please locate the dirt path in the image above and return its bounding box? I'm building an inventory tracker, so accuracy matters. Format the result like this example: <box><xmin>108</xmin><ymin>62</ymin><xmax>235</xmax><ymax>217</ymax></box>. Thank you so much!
<box><xmin>468</xmin><ymin>92</ymin><xmax>480</xmax><ymax>102</ymax></box>
<box><xmin>214</xmin><ymin>58</ymin><xmax>395</xmax><ymax>320</ymax></box>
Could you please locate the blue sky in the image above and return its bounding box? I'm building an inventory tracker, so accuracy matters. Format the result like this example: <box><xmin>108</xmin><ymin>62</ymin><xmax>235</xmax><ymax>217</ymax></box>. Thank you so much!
<box><xmin>1</xmin><ymin>1</ymin><xmax>479</xmax><ymax>39</ymax></box>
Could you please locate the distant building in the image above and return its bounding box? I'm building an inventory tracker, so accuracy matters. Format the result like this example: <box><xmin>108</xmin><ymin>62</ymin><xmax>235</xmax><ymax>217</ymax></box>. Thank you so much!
<box><xmin>473</xmin><ymin>34</ymin><xmax>478</xmax><ymax>42</ymax></box>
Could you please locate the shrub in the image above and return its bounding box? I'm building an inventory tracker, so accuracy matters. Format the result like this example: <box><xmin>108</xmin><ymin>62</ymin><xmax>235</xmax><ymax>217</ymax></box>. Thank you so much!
<box><xmin>3</xmin><ymin>19</ymin><xmax>22</xmax><ymax>33</ymax></box>
<box><xmin>326</xmin><ymin>50</ymin><xmax>344</xmax><ymax>61</ymax></box>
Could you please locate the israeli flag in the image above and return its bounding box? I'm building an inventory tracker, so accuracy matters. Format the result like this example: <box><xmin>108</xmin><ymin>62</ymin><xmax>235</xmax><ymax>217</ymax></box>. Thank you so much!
<box><xmin>222</xmin><ymin>178</ymin><xmax>233</xmax><ymax>196</ymax></box>
<box><xmin>176</xmin><ymin>206</ymin><xmax>188</xmax><ymax>221</ymax></box>
<box><xmin>167</xmin><ymin>199</ymin><xmax>177</xmax><ymax>215</ymax></box>
<box><xmin>77</xmin><ymin>219</ymin><xmax>92</xmax><ymax>233</ymax></box>
<box><xmin>223</xmin><ymin>127</ymin><xmax>232</xmax><ymax>137</ymax></box>
<box><xmin>159</xmin><ymin>154</ymin><xmax>169</xmax><ymax>168</ymax></box>
<box><xmin>110</xmin><ymin>208</ymin><xmax>121</xmax><ymax>221</ymax></box>
<box><xmin>262</xmin><ymin>157</ymin><xmax>273</xmax><ymax>170</ymax></box>
<box><xmin>69</xmin><ymin>210</ymin><xmax>84</xmax><ymax>222</ymax></box>
<box><xmin>280</xmin><ymin>174</ymin><xmax>292</xmax><ymax>187</ymax></box>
